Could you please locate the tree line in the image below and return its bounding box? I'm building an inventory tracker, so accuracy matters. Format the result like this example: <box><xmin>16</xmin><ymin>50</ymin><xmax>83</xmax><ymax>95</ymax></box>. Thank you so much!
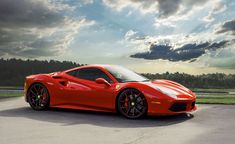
<box><xmin>142</xmin><ymin>72</ymin><xmax>235</xmax><ymax>89</ymax></box>
<box><xmin>0</xmin><ymin>58</ymin><xmax>234</xmax><ymax>88</ymax></box>
<box><xmin>0</xmin><ymin>58</ymin><xmax>81</xmax><ymax>86</ymax></box>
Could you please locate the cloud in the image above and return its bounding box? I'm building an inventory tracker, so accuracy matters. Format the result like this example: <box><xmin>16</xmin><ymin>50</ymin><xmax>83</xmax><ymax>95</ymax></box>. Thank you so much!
<box><xmin>130</xmin><ymin>40</ymin><xmax>229</xmax><ymax>61</ymax></box>
<box><xmin>0</xmin><ymin>0</ymin><xmax>94</xmax><ymax>58</ymax></box>
<box><xmin>102</xmin><ymin>0</ymin><xmax>209</xmax><ymax>15</ymax></box>
<box><xmin>198</xmin><ymin>44</ymin><xmax>235</xmax><ymax>69</ymax></box>
<box><xmin>124</xmin><ymin>30</ymin><xmax>145</xmax><ymax>41</ymax></box>
<box><xmin>0</xmin><ymin>0</ymin><xmax>73</xmax><ymax>28</ymax></box>
<box><xmin>157</xmin><ymin>0</ymin><xmax>181</xmax><ymax>18</ymax></box>
<box><xmin>203</xmin><ymin>1</ymin><xmax>227</xmax><ymax>22</ymax></box>
<box><xmin>103</xmin><ymin>0</ymin><xmax>211</xmax><ymax>27</ymax></box>
<box><xmin>81</xmin><ymin>0</ymin><xmax>94</xmax><ymax>4</ymax></box>
<box><xmin>102</xmin><ymin>0</ymin><xmax>158</xmax><ymax>13</ymax></box>
<box><xmin>215</xmin><ymin>19</ymin><xmax>235</xmax><ymax>35</ymax></box>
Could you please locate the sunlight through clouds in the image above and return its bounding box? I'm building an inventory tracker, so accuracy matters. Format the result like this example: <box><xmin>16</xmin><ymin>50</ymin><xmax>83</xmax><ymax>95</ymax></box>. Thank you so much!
<box><xmin>1</xmin><ymin>0</ymin><xmax>235</xmax><ymax>74</ymax></box>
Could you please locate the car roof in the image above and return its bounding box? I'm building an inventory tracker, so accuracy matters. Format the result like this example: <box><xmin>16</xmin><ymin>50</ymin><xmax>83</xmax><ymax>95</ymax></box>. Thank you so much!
<box><xmin>64</xmin><ymin>64</ymin><xmax>120</xmax><ymax>72</ymax></box>
<box><xmin>81</xmin><ymin>64</ymin><xmax>119</xmax><ymax>68</ymax></box>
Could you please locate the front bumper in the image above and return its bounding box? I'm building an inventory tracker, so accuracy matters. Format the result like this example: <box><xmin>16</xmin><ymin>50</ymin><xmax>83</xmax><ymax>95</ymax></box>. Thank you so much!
<box><xmin>169</xmin><ymin>101</ymin><xmax>195</xmax><ymax>112</ymax></box>
<box><xmin>148</xmin><ymin>98</ymin><xmax>197</xmax><ymax>116</ymax></box>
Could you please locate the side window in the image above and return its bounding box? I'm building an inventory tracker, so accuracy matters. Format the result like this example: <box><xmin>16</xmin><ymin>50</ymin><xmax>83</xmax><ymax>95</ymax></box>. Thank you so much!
<box><xmin>76</xmin><ymin>68</ymin><xmax>113</xmax><ymax>83</ymax></box>
<box><xmin>66</xmin><ymin>70</ymin><xmax>77</xmax><ymax>77</ymax></box>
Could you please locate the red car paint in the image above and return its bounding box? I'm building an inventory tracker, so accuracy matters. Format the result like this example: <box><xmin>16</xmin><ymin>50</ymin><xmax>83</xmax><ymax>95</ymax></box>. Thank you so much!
<box><xmin>24</xmin><ymin>65</ymin><xmax>197</xmax><ymax>116</ymax></box>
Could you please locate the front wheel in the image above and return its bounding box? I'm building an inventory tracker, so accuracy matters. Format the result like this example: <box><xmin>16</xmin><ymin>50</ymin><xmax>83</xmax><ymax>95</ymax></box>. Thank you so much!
<box><xmin>27</xmin><ymin>83</ymin><xmax>50</xmax><ymax>110</ymax></box>
<box><xmin>117</xmin><ymin>89</ymin><xmax>147</xmax><ymax>119</ymax></box>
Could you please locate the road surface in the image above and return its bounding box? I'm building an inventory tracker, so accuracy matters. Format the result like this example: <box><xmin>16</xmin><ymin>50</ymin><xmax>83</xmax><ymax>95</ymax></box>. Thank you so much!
<box><xmin>0</xmin><ymin>97</ymin><xmax>235</xmax><ymax>144</ymax></box>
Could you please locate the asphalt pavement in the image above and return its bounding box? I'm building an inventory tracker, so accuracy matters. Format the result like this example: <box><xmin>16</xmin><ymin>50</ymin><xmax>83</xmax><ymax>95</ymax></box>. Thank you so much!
<box><xmin>0</xmin><ymin>97</ymin><xmax>235</xmax><ymax>144</ymax></box>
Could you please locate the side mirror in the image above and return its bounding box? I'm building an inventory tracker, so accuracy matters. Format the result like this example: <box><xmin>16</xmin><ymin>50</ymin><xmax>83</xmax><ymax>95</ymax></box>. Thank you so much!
<box><xmin>95</xmin><ymin>78</ymin><xmax>111</xmax><ymax>87</ymax></box>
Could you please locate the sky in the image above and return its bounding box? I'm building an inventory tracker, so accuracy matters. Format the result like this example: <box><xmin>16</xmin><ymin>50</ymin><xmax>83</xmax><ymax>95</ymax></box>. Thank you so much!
<box><xmin>0</xmin><ymin>0</ymin><xmax>235</xmax><ymax>74</ymax></box>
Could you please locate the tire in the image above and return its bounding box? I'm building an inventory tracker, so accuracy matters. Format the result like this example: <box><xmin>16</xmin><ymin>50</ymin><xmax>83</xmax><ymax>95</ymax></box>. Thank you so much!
<box><xmin>27</xmin><ymin>83</ymin><xmax>50</xmax><ymax>110</ymax></box>
<box><xmin>117</xmin><ymin>89</ymin><xmax>147</xmax><ymax>119</ymax></box>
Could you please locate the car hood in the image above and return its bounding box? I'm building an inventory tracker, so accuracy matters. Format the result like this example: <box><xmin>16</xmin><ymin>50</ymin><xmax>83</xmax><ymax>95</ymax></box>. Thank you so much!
<box><xmin>144</xmin><ymin>79</ymin><xmax>195</xmax><ymax>99</ymax></box>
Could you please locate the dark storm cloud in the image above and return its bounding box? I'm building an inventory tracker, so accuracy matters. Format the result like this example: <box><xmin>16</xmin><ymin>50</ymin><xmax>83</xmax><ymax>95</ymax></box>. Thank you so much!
<box><xmin>157</xmin><ymin>0</ymin><xmax>181</xmax><ymax>18</ymax></box>
<box><xmin>130</xmin><ymin>41</ymin><xmax>229</xmax><ymax>61</ymax></box>
<box><xmin>0</xmin><ymin>0</ymin><xmax>64</xmax><ymax>28</ymax></box>
<box><xmin>0</xmin><ymin>0</ymin><xmax>82</xmax><ymax>58</ymax></box>
<box><xmin>216</xmin><ymin>19</ymin><xmax>235</xmax><ymax>35</ymax></box>
<box><xmin>157</xmin><ymin>0</ymin><xmax>209</xmax><ymax>18</ymax></box>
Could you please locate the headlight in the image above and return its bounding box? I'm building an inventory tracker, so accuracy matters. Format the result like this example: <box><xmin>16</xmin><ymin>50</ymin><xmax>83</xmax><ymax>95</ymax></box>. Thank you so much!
<box><xmin>150</xmin><ymin>84</ymin><xmax>178</xmax><ymax>99</ymax></box>
<box><xmin>165</xmin><ymin>92</ymin><xmax>178</xmax><ymax>99</ymax></box>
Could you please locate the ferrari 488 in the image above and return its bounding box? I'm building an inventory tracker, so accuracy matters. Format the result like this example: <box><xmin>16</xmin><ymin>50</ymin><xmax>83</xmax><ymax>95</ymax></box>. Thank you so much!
<box><xmin>24</xmin><ymin>65</ymin><xmax>196</xmax><ymax>119</ymax></box>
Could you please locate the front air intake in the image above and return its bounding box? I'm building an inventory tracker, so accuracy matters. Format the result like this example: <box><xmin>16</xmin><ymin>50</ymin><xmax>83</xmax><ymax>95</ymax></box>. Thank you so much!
<box><xmin>191</xmin><ymin>101</ymin><xmax>195</xmax><ymax>109</ymax></box>
<box><xmin>169</xmin><ymin>102</ymin><xmax>187</xmax><ymax>112</ymax></box>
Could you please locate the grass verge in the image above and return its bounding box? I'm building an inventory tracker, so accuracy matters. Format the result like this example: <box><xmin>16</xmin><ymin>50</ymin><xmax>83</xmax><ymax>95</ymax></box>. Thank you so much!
<box><xmin>194</xmin><ymin>88</ymin><xmax>235</xmax><ymax>104</ymax></box>
<box><xmin>0</xmin><ymin>93</ymin><xmax>23</xmax><ymax>98</ymax></box>
<box><xmin>196</xmin><ymin>98</ymin><xmax>235</xmax><ymax>104</ymax></box>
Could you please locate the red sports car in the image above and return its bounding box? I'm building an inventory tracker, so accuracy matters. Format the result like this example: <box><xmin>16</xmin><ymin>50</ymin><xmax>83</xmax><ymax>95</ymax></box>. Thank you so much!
<box><xmin>24</xmin><ymin>65</ymin><xmax>196</xmax><ymax>119</ymax></box>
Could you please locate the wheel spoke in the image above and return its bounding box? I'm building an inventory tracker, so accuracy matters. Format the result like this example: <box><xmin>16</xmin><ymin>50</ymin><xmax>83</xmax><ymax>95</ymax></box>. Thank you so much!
<box><xmin>36</xmin><ymin>85</ymin><xmax>41</xmax><ymax>91</ymax></box>
<box><xmin>127</xmin><ymin>106</ymin><xmax>132</xmax><ymax>114</ymax></box>
<box><xmin>131</xmin><ymin>108</ymin><xmax>135</xmax><ymax>116</ymax></box>
<box><xmin>31</xmin><ymin>99</ymin><xmax>36</xmax><ymax>105</ymax></box>
<box><xmin>30</xmin><ymin>89</ymin><xmax>37</xmax><ymax>97</ymax></box>
<box><xmin>137</xmin><ymin>100</ymin><xmax>143</xmax><ymax>105</ymax></box>
<box><xmin>40</xmin><ymin>88</ymin><xmax>44</xmax><ymax>95</ymax></box>
<box><xmin>135</xmin><ymin>106</ymin><xmax>142</xmax><ymax>112</ymax></box>
<box><xmin>33</xmin><ymin>86</ymin><xmax>38</xmax><ymax>95</ymax></box>
<box><xmin>134</xmin><ymin>93</ymin><xmax>140</xmax><ymax>99</ymax></box>
<box><xmin>39</xmin><ymin>99</ymin><xmax>44</xmax><ymax>106</ymax></box>
<box><xmin>130</xmin><ymin>90</ymin><xmax>133</xmax><ymax>96</ymax></box>
<box><xmin>137</xmin><ymin>103</ymin><xmax>143</xmax><ymax>109</ymax></box>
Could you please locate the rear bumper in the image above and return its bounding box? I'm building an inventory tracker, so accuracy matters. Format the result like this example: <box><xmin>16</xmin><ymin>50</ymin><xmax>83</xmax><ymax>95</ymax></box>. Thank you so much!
<box><xmin>148</xmin><ymin>98</ymin><xmax>197</xmax><ymax>116</ymax></box>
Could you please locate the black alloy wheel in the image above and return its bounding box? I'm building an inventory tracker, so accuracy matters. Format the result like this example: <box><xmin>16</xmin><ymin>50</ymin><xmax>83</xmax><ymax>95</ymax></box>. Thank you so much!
<box><xmin>27</xmin><ymin>83</ymin><xmax>50</xmax><ymax>110</ymax></box>
<box><xmin>117</xmin><ymin>89</ymin><xmax>147</xmax><ymax>119</ymax></box>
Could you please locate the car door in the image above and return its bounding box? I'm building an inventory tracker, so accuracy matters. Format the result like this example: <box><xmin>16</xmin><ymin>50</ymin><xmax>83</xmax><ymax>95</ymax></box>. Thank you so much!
<box><xmin>65</xmin><ymin>67</ymin><xmax>117</xmax><ymax>110</ymax></box>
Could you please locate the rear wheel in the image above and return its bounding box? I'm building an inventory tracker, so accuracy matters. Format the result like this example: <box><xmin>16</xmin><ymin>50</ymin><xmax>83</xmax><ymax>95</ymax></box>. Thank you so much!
<box><xmin>27</xmin><ymin>83</ymin><xmax>50</xmax><ymax>110</ymax></box>
<box><xmin>117</xmin><ymin>89</ymin><xmax>147</xmax><ymax>119</ymax></box>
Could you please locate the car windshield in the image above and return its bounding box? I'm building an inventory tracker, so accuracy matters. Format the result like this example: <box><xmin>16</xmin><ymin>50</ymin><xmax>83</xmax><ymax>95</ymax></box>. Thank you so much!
<box><xmin>105</xmin><ymin>66</ymin><xmax>149</xmax><ymax>83</ymax></box>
